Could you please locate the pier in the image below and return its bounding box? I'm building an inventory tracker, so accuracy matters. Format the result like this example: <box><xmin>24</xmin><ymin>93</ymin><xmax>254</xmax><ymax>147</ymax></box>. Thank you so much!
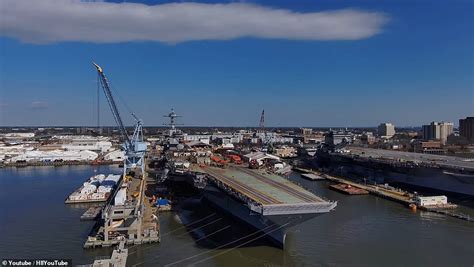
<box><xmin>295</xmin><ymin>167</ymin><xmax>472</xmax><ymax>222</ymax></box>
<box><xmin>80</xmin><ymin>240</ymin><xmax>128</xmax><ymax>267</ymax></box>
<box><xmin>80</xmin><ymin>205</ymin><xmax>104</xmax><ymax>221</ymax></box>
<box><xmin>83</xmin><ymin>167</ymin><xmax>160</xmax><ymax>248</ymax></box>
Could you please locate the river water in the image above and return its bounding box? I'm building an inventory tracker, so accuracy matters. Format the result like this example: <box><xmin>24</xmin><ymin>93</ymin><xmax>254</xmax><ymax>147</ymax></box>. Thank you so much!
<box><xmin>0</xmin><ymin>166</ymin><xmax>473</xmax><ymax>266</ymax></box>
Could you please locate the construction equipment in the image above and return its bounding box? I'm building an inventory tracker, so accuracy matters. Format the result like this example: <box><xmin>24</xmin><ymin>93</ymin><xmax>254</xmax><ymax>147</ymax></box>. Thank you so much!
<box><xmin>93</xmin><ymin>62</ymin><xmax>147</xmax><ymax>176</ymax></box>
<box><xmin>249</xmin><ymin>159</ymin><xmax>259</xmax><ymax>169</ymax></box>
<box><xmin>258</xmin><ymin>109</ymin><xmax>272</xmax><ymax>147</ymax></box>
<box><xmin>227</xmin><ymin>154</ymin><xmax>243</xmax><ymax>164</ymax></box>
<box><xmin>259</xmin><ymin>109</ymin><xmax>265</xmax><ymax>132</ymax></box>
<box><xmin>210</xmin><ymin>155</ymin><xmax>229</xmax><ymax>168</ymax></box>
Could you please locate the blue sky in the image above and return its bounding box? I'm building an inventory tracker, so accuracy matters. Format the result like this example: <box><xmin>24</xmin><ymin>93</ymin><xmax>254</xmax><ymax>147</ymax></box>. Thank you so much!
<box><xmin>0</xmin><ymin>0</ymin><xmax>473</xmax><ymax>127</ymax></box>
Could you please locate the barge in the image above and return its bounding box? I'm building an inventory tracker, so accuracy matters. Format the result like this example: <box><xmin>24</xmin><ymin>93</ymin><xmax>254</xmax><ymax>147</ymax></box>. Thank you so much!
<box><xmin>65</xmin><ymin>174</ymin><xmax>121</xmax><ymax>204</ymax></box>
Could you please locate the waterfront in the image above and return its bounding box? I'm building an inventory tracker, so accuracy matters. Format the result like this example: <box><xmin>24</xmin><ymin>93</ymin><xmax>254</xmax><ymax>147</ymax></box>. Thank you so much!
<box><xmin>0</xmin><ymin>166</ymin><xmax>473</xmax><ymax>266</ymax></box>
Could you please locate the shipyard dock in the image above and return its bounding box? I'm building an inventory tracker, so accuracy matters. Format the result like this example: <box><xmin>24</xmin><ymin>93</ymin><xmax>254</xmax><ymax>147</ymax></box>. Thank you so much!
<box><xmin>203</xmin><ymin>166</ymin><xmax>336</xmax><ymax>215</ymax></box>
<box><xmin>297</xmin><ymin>167</ymin><xmax>472</xmax><ymax>222</ymax></box>
<box><xmin>84</xmin><ymin>169</ymin><xmax>160</xmax><ymax>248</ymax></box>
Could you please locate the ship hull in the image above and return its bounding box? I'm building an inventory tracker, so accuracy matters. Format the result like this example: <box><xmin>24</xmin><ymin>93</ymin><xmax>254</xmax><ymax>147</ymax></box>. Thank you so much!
<box><xmin>318</xmin><ymin>155</ymin><xmax>474</xmax><ymax>197</ymax></box>
<box><xmin>202</xmin><ymin>184</ymin><xmax>323</xmax><ymax>248</ymax></box>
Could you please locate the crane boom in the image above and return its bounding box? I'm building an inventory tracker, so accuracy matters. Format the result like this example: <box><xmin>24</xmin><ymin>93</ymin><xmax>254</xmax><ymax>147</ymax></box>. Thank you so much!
<box><xmin>93</xmin><ymin>62</ymin><xmax>132</xmax><ymax>150</ymax></box>
<box><xmin>93</xmin><ymin>62</ymin><xmax>146</xmax><ymax>176</ymax></box>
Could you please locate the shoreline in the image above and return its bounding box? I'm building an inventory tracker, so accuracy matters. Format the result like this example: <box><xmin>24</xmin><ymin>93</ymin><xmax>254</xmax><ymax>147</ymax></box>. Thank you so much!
<box><xmin>1</xmin><ymin>160</ymin><xmax>120</xmax><ymax>168</ymax></box>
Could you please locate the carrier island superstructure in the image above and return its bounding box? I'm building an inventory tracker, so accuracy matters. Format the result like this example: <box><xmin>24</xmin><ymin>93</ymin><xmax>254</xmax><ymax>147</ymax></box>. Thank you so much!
<box><xmin>159</xmin><ymin>110</ymin><xmax>337</xmax><ymax>248</ymax></box>
<box><xmin>88</xmin><ymin>64</ymin><xmax>335</xmax><ymax>249</ymax></box>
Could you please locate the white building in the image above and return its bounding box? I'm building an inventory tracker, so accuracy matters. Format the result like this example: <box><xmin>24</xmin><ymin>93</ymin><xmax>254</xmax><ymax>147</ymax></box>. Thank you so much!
<box><xmin>53</xmin><ymin>135</ymin><xmax>114</xmax><ymax>152</ymax></box>
<box><xmin>212</xmin><ymin>134</ymin><xmax>244</xmax><ymax>143</ymax></box>
<box><xmin>7</xmin><ymin>150</ymin><xmax>98</xmax><ymax>162</ymax></box>
<box><xmin>422</xmin><ymin>122</ymin><xmax>454</xmax><ymax>145</ymax></box>
<box><xmin>183</xmin><ymin>134</ymin><xmax>211</xmax><ymax>144</ymax></box>
<box><xmin>378</xmin><ymin>123</ymin><xmax>395</xmax><ymax>138</ymax></box>
<box><xmin>104</xmin><ymin>150</ymin><xmax>125</xmax><ymax>161</ymax></box>
<box><xmin>255</xmin><ymin>133</ymin><xmax>293</xmax><ymax>144</ymax></box>
<box><xmin>243</xmin><ymin>151</ymin><xmax>280</xmax><ymax>166</ymax></box>
<box><xmin>62</xmin><ymin>141</ymin><xmax>113</xmax><ymax>153</ymax></box>
<box><xmin>331</xmin><ymin>133</ymin><xmax>353</xmax><ymax>145</ymax></box>
<box><xmin>1</xmin><ymin>133</ymin><xmax>35</xmax><ymax>139</ymax></box>
<box><xmin>415</xmin><ymin>196</ymin><xmax>447</xmax><ymax>207</ymax></box>
<box><xmin>0</xmin><ymin>144</ymin><xmax>36</xmax><ymax>162</ymax></box>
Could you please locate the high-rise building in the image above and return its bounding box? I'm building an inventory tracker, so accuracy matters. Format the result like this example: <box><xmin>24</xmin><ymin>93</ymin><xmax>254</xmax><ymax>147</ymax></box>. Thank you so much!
<box><xmin>377</xmin><ymin>123</ymin><xmax>395</xmax><ymax>138</ymax></box>
<box><xmin>459</xmin><ymin>116</ymin><xmax>474</xmax><ymax>143</ymax></box>
<box><xmin>302</xmin><ymin>128</ymin><xmax>313</xmax><ymax>136</ymax></box>
<box><xmin>422</xmin><ymin>121</ymin><xmax>453</xmax><ymax>145</ymax></box>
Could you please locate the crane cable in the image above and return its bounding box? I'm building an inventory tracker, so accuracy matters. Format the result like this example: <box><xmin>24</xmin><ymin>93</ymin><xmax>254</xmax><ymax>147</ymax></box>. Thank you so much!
<box><xmin>108</xmin><ymin>79</ymin><xmax>136</xmax><ymax>119</ymax></box>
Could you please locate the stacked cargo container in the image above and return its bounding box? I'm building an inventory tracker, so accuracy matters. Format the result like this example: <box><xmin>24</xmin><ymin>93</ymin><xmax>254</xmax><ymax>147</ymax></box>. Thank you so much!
<box><xmin>66</xmin><ymin>173</ymin><xmax>121</xmax><ymax>203</ymax></box>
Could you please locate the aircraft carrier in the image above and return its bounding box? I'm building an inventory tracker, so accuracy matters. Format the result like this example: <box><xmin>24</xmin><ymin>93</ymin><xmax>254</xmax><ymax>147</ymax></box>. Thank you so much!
<box><xmin>319</xmin><ymin>147</ymin><xmax>474</xmax><ymax>197</ymax></box>
<box><xmin>198</xmin><ymin>165</ymin><xmax>337</xmax><ymax>248</ymax></box>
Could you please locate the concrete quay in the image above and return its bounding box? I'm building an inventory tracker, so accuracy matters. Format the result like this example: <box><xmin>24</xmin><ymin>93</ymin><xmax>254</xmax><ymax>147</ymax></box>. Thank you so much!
<box><xmin>83</xmin><ymin>164</ymin><xmax>161</xmax><ymax>248</ymax></box>
<box><xmin>295</xmin><ymin>167</ymin><xmax>472</xmax><ymax>222</ymax></box>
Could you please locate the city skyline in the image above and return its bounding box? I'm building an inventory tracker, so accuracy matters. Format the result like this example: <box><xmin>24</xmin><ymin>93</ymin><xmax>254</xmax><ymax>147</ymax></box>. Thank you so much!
<box><xmin>1</xmin><ymin>0</ymin><xmax>473</xmax><ymax>127</ymax></box>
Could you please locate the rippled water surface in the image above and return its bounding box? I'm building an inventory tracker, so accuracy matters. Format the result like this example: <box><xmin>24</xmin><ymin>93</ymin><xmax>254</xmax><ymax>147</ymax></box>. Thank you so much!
<box><xmin>0</xmin><ymin>166</ymin><xmax>473</xmax><ymax>266</ymax></box>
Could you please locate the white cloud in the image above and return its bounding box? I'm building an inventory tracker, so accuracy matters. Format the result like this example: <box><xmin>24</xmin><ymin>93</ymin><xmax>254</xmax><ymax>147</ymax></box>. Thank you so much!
<box><xmin>0</xmin><ymin>0</ymin><xmax>389</xmax><ymax>44</ymax></box>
